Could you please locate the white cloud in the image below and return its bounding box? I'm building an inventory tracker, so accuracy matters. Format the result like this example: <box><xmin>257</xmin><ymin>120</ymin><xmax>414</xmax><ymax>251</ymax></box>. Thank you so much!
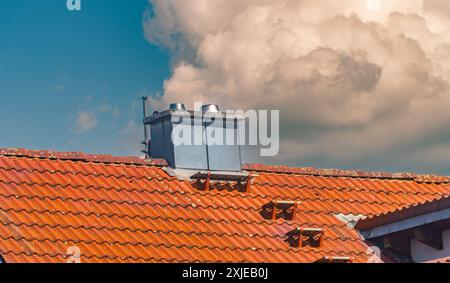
<box><xmin>144</xmin><ymin>0</ymin><xmax>450</xmax><ymax>173</ymax></box>
<box><xmin>75</xmin><ymin>112</ymin><xmax>97</xmax><ymax>134</ymax></box>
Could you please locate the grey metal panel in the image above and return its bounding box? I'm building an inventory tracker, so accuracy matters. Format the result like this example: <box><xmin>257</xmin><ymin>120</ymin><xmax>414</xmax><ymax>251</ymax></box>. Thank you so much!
<box><xmin>150</xmin><ymin>120</ymin><xmax>164</xmax><ymax>158</ymax></box>
<box><xmin>161</xmin><ymin>117</ymin><xmax>175</xmax><ymax>167</ymax></box>
<box><xmin>173</xmin><ymin>116</ymin><xmax>208</xmax><ymax>170</ymax></box>
<box><xmin>364</xmin><ymin>207</ymin><xmax>450</xmax><ymax>239</ymax></box>
<box><xmin>205</xmin><ymin>118</ymin><xmax>241</xmax><ymax>171</ymax></box>
<box><xmin>237</xmin><ymin>118</ymin><xmax>262</xmax><ymax>164</ymax></box>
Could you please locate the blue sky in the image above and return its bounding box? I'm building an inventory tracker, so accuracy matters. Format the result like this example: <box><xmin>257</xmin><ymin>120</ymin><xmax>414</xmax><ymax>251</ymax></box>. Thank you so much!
<box><xmin>0</xmin><ymin>0</ymin><xmax>168</xmax><ymax>156</ymax></box>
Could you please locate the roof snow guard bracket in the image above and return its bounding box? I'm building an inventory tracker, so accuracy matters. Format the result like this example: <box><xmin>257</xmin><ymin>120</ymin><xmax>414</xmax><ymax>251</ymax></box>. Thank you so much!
<box><xmin>261</xmin><ymin>200</ymin><xmax>300</xmax><ymax>220</ymax></box>
<box><xmin>314</xmin><ymin>256</ymin><xmax>354</xmax><ymax>263</ymax></box>
<box><xmin>285</xmin><ymin>228</ymin><xmax>325</xmax><ymax>248</ymax></box>
<box><xmin>192</xmin><ymin>171</ymin><xmax>253</xmax><ymax>192</ymax></box>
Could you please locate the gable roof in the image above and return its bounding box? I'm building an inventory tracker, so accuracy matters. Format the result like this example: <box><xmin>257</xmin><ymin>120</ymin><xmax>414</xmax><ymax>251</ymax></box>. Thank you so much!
<box><xmin>0</xmin><ymin>148</ymin><xmax>449</xmax><ymax>263</ymax></box>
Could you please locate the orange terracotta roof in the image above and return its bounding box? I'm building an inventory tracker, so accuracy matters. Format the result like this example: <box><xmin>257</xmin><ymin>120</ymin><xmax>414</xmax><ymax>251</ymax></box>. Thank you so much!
<box><xmin>356</xmin><ymin>195</ymin><xmax>450</xmax><ymax>230</ymax></box>
<box><xmin>426</xmin><ymin>256</ymin><xmax>450</xmax><ymax>263</ymax></box>
<box><xmin>0</xmin><ymin>148</ymin><xmax>449</xmax><ymax>263</ymax></box>
<box><xmin>0</xmin><ymin>148</ymin><xmax>168</xmax><ymax>166</ymax></box>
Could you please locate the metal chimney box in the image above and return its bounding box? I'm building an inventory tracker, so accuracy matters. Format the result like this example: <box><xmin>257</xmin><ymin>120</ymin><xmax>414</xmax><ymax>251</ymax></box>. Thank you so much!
<box><xmin>144</xmin><ymin>104</ymin><xmax>245</xmax><ymax>171</ymax></box>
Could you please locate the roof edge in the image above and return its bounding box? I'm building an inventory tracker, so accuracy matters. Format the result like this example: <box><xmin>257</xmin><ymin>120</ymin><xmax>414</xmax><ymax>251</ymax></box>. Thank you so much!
<box><xmin>243</xmin><ymin>164</ymin><xmax>450</xmax><ymax>183</ymax></box>
<box><xmin>0</xmin><ymin>148</ymin><xmax>168</xmax><ymax>167</ymax></box>
<box><xmin>356</xmin><ymin>195</ymin><xmax>450</xmax><ymax>231</ymax></box>
<box><xmin>1</xmin><ymin>148</ymin><xmax>449</xmax><ymax>183</ymax></box>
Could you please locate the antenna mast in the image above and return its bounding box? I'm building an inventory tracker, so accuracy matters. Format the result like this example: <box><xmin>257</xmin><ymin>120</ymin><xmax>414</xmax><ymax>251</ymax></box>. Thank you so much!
<box><xmin>142</xmin><ymin>96</ymin><xmax>150</xmax><ymax>159</ymax></box>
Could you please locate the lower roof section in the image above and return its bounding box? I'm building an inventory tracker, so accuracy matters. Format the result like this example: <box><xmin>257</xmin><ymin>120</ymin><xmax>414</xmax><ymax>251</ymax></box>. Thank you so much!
<box><xmin>357</xmin><ymin>196</ymin><xmax>450</xmax><ymax>231</ymax></box>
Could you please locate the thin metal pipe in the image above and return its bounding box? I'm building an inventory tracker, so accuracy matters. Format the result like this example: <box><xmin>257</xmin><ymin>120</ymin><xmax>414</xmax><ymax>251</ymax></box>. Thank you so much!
<box><xmin>142</xmin><ymin>96</ymin><xmax>149</xmax><ymax>158</ymax></box>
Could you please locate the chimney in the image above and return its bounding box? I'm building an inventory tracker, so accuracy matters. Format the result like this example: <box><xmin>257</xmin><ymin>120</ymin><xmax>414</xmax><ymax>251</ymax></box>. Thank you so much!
<box><xmin>143</xmin><ymin>103</ymin><xmax>246</xmax><ymax>172</ymax></box>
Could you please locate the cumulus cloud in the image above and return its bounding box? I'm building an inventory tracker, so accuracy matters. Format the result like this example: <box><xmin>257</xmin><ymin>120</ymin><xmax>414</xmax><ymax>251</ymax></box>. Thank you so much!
<box><xmin>144</xmin><ymin>0</ymin><xmax>450</xmax><ymax>173</ymax></box>
<box><xmin>75</xmin><ymin>112</ymin><xmax>97</xmax><ymax>134</ymax></box>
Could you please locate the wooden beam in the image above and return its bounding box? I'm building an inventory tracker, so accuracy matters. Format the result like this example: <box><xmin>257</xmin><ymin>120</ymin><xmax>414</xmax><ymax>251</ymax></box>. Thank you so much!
<box><xmin>383</xmin><ymin>234</ymin><xmax>411</xmax><ymax>256</ymax></box>
<box><xmin>414</xmin><ymin>226</ymin><xmax>443</xmax><ymax>251</ymax></box>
